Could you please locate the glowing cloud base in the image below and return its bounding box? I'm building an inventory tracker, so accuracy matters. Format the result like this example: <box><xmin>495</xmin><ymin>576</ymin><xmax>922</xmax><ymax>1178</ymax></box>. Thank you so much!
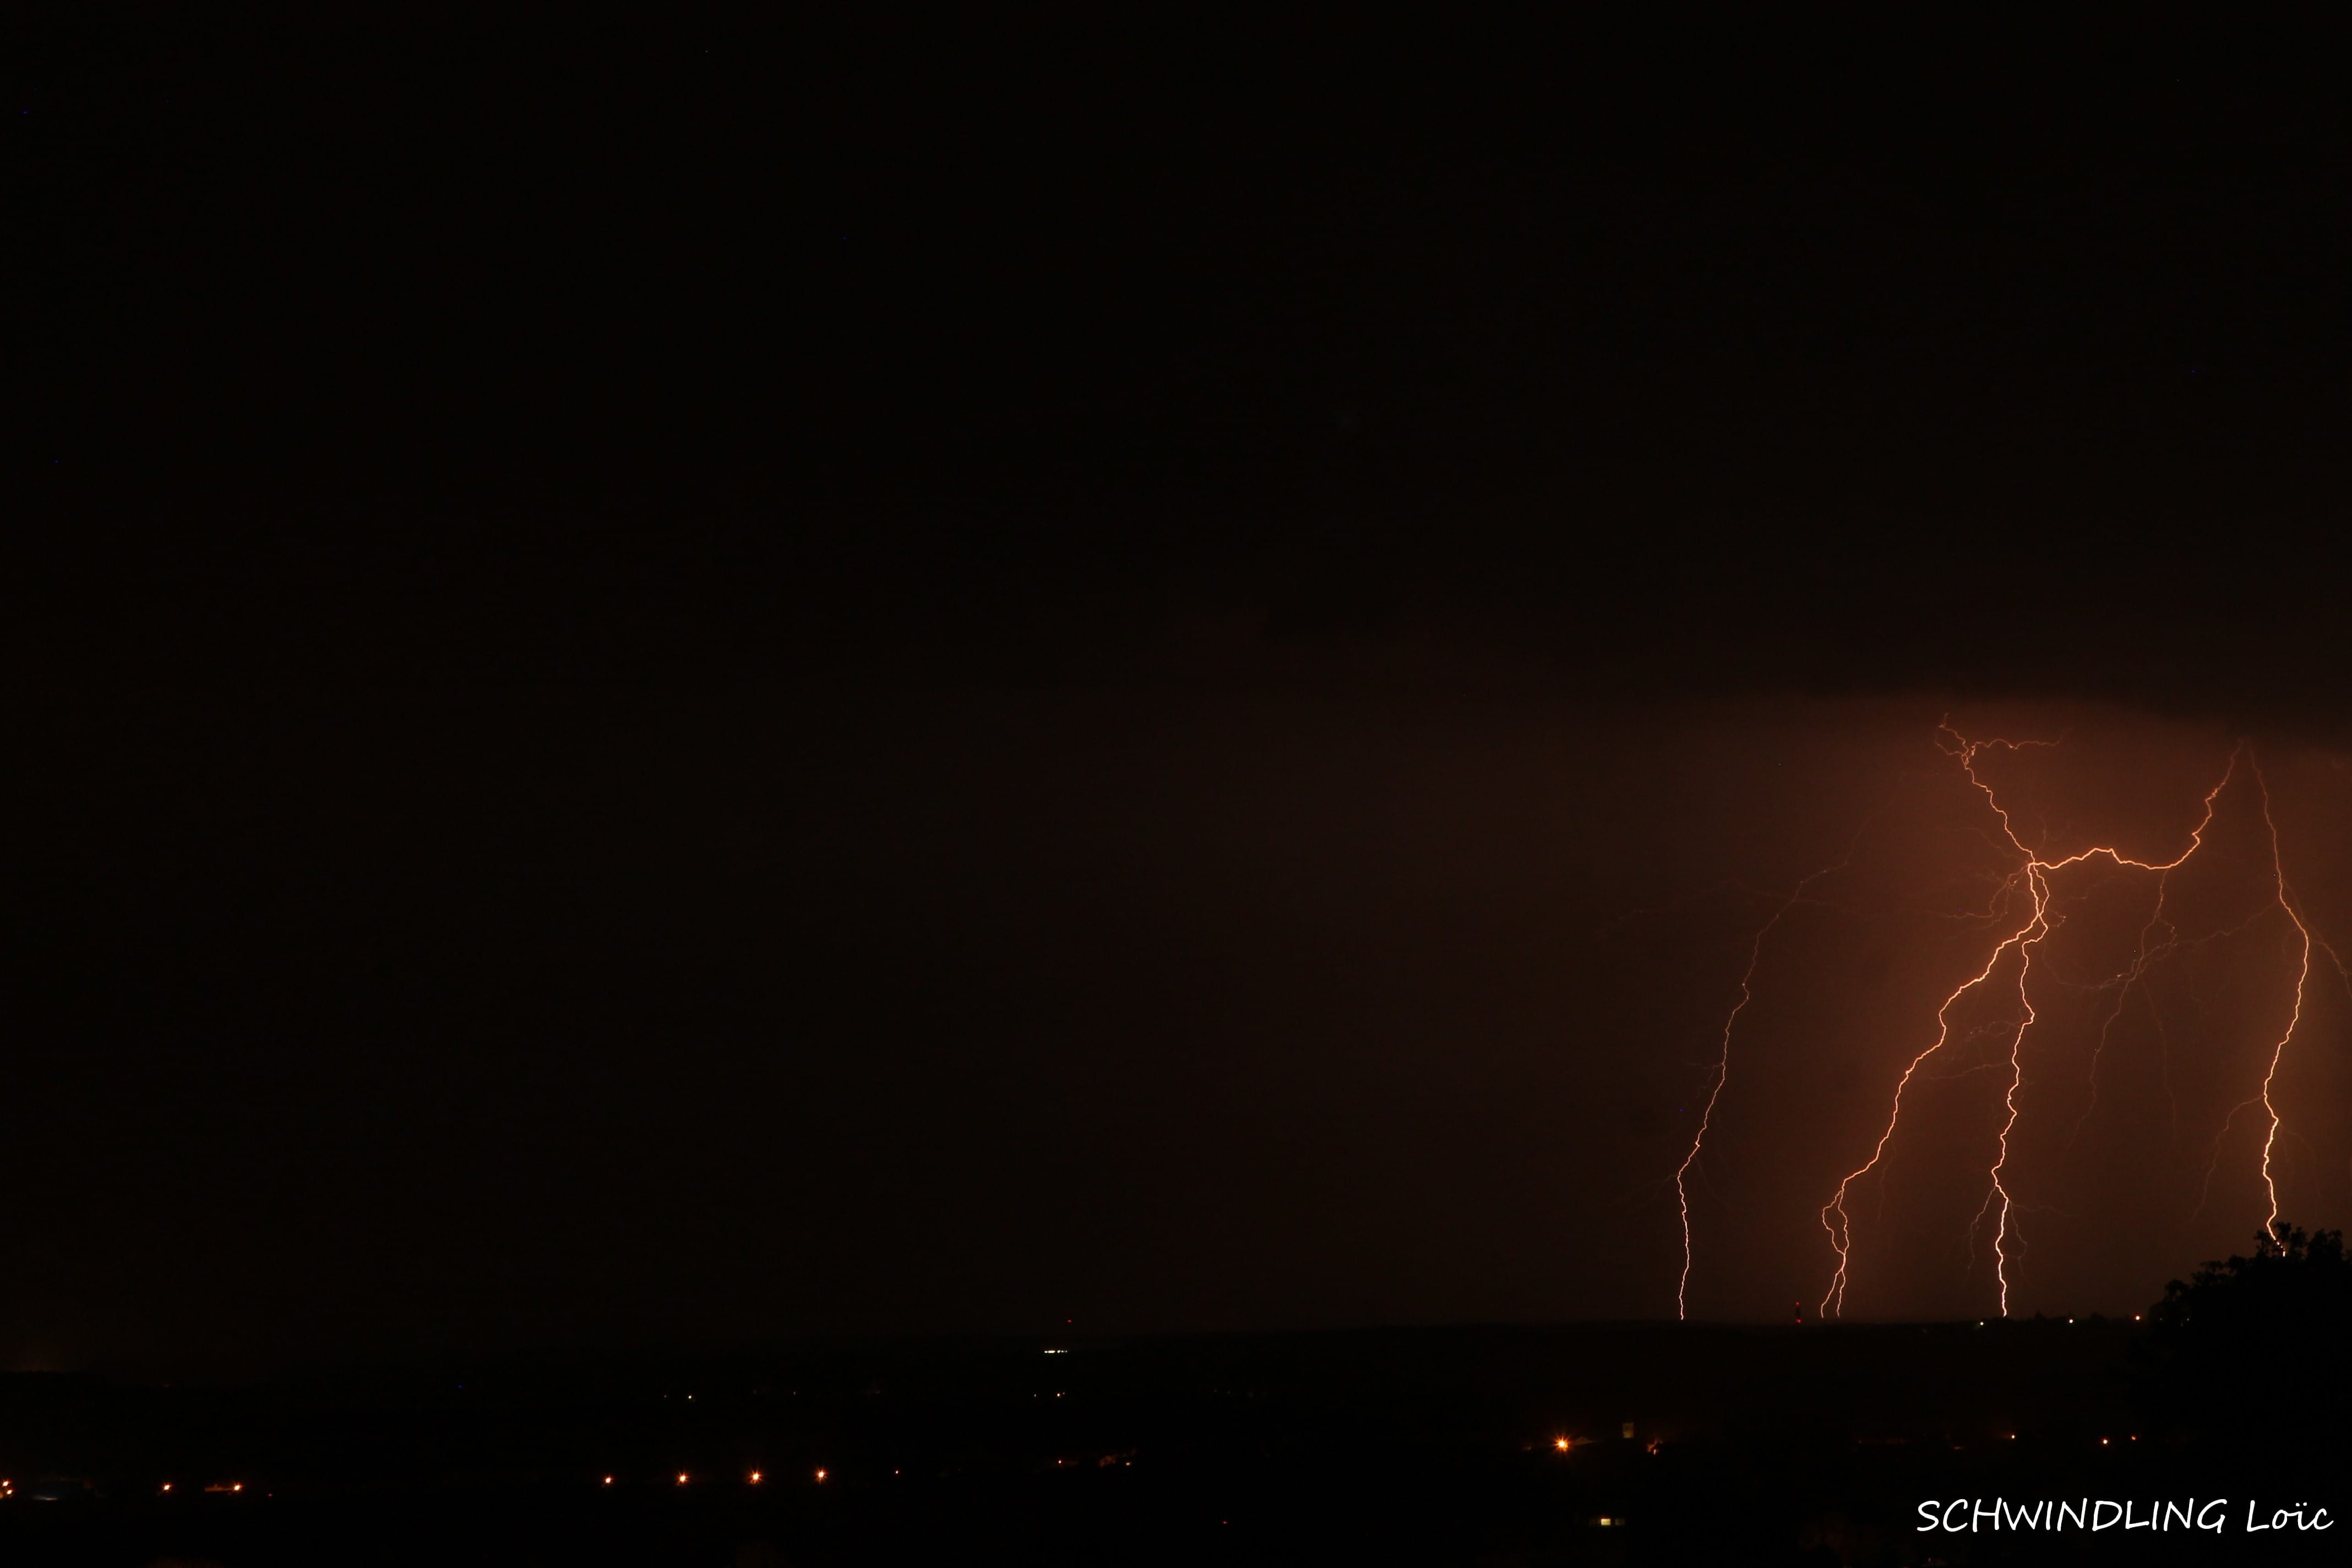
<box><xmin>1673</xmin><ymin>721</ymin><xmax>2339</xmax><ymax>1321</ymax></box>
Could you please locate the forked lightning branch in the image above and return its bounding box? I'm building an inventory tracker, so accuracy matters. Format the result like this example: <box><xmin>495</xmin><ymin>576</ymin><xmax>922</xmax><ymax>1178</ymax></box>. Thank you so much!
<box><xmin>1674</xmin><ymin>721</ymin><xmax>2338</xmax><ymax>1319</ymax></box>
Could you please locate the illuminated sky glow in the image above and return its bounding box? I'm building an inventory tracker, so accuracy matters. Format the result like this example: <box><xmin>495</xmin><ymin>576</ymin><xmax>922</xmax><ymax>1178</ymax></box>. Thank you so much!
<box><xmin>1675</xmin><ymin>715</ymin><xmax>2349</xmax><ymax>1321</ymax></box>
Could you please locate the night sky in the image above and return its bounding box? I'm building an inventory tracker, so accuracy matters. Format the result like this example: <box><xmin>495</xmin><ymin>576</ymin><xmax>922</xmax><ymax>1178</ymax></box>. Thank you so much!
<box><xmin>8</xmin><ymin>13</ymin><xmax>2352</xmax><ymax>1375</ymax></box>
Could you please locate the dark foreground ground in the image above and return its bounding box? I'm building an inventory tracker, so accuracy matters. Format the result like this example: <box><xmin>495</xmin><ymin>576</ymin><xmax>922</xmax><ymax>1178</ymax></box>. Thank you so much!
<box><xmin>0</xmin><ymin>1321</ymin><xmax>2338</xmax><ymax>1566</ymax></box>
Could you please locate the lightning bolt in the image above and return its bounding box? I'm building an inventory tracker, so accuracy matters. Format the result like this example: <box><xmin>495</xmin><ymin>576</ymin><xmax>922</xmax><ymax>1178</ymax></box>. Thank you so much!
<box><xmin>1973</xmin><ymin>861</ymin><xmax>2046</xmax><ymax>1320</ymax></box>
<box><xmin>1674</xmin><ymin>850</ymin><xmax>1858</xmax><ymax>1319</ymax></box>
<box><xmin>1819</xmin><ymin>881</ymin><xmax>2033</xmax><ymax>1320</ymax></box>
<box><xmin>2250</xmin><ymin>754</ymin><xmax>2312</xmax><ymax>1238</ymax></box>
<box><xmin>1816</xmin><ymin>724</ymin><xmax>2237</xmax><ymax>1319</ymax></box>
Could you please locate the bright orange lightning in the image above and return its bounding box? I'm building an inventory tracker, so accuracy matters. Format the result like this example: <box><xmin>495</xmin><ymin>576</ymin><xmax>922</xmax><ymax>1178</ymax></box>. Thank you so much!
<box><xmin>2250</xmin><ymin>755</ymin><xmax>2312</xmax><ymax>1238</ymax></box>
<box><xmin>1818</xmin><ymin>890</ymin><xmax>2034</xmax><ymax>1320</ymax></box>
<box><xmin>1973</xmin><ymin>861</ymin><xmax>2047</xmax><ymax>1321</ymax></box>
<box><xmin>1817</xmin><ymin>723</ymin><xmax>2240</xmax><ymax>1320</ymax></box>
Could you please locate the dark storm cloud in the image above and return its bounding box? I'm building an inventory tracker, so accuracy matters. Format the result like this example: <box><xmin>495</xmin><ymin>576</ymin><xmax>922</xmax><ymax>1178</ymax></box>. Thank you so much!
<box><xmin>15</xmin><ymin>13</ymin><xmax>2348</xmax><ymax>727</ymax></box>
<box><xmin>10</xmin><ymin>12</ymin><xmax>2352</xmax><ymax>1371</ymax></box>
<box><xmin>1</xmin><ymin>643</ymin><xmax>1890</xmax><ymax>1365</ymax></box>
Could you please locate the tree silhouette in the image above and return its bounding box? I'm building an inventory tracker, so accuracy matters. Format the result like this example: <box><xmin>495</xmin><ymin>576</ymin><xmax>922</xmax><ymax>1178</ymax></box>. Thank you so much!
<box><xmin>2141</xmin><ymin>1223</ymin><xmax>2352</xmax><ymax>1448</ymax></box>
